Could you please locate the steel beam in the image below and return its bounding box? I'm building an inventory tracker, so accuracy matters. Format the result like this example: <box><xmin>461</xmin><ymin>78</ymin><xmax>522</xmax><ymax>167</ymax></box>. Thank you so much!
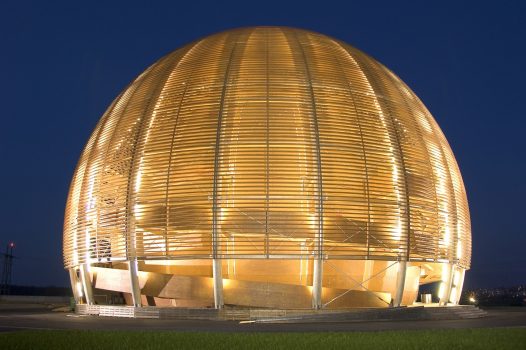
<box><xmin>455</xmin><ymin>268</ymin><xmax>466</xmax><ymax>305</ymax></box>
<box><xmin>393</xmin><ymin>260</ymin><xmax>407</xmax><ymax>307</ymax></box>
<box><xmin>213</xmin><ymin>259</ymin><xmax>224</xmax><ymax>309</ymax></box>
<box><xmin>210</xmin><ymin>39</ymin><xmax>239</xmax><ymax>311</ymax></box>
<box><xmin>439</xmin><ymin>263</ymin><xmax>455</xmax><ymax>306</ymax></box>
<box><xmin>79</xmin><ymin>263</ymin><xmax>94</xmax><ymax>305</ymax></box>
<box><xmin>68</xmin><ymin>268</ymin><xmax>81</xmax><ymax>304</ymax></box>
<box><xmin>128</xmin><ymin>258</ymin><xmax>142</xmax><ymax>307</ymax></box>
<box><xmin>312</xmin><ymin>258</ymin><xmax>323</xmax><ymax>309</ymax></box>
<box><xmin>448</xmin><ymin>265</ymin><xmax>458</xmax><ymax>306</ymax></box>
<box><xmin>292</xmin><ymin>30</ymin><xmax>325</xmax><ymax>311</ymax></box>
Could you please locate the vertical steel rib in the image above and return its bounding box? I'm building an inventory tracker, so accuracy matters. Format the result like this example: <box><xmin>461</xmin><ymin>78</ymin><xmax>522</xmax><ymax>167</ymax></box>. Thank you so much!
<box><xmin>364</xmin><ymin>68</ymin><xmax>412</xmax><ymax>305</ymax></box>
<box><xmin>292</xmin><ymin>29</ymin><xmax>324</xmax><ymax>309</ymax></box>
<box><xmin>67</xmin><ymin>72</ymin><xmax>141</xmax><ymax>302</ymax></box>
<box><xmin>73</xmin><ymin>92</ymin><xmax>125</xmax><ymax>266</ymax></box>
<box><xmin>338</xmin><ymin>46</ymin><xmax>413</xmax><ymax>307</ymax></box>
<box><xmin>212</xmin><ymin>39</ymin><xmax>239</xmax><ymax>259</ymax></box>
<box><xmin>332</xmin><ymin>42</ymin><xmax>372</xmax><ymax>258</ymax></box>
<box><xmin>385</xmin><ymin>109</ymin><xmax>412</xmax><ymax>262</ymax></box>
<box><xmin>292</xmin><ymin>31</ymin><xmax>324</xmax><ymax>256</ymax></box>
<box><xmin>125</xmin><ymin>54</ymin><xmax>185</xmax><ymax>258</ymax></box>
<box><xmin>163</xmin><ymin>41</ymin><xmax>203</xmax><ymax>255</ymax></box>
<box><xmin>164</xmin><ymin>84</ymin><xmax>188</xmax><ymax>255</ymax></box>
<box><xmin>212</xmin><ymin>33</ymin><xmax>241</xmax><ymax>308</ymax></box>
<box><xmin>376</xmin><ymin>68</ymin><xmax>442</xmax><ymax>259</ymax></box>
<box><xmin>344</xmin><ymin>48</ymin><xmax>412</xmax><ymax>262</ymax></box>
<box><xmin>265</xmin><ymin>28</ymin><xmax>270</xmax><ymax>258</ymax></box>
<box><xmin>431</xmin><ymin>129</ymin><xmax>460</xmax><ymax>264</ymax></box>
<box><xmin>124</xmin><ymin>54</ymin><xmax>186</xmax><ymax>306</ymax></box>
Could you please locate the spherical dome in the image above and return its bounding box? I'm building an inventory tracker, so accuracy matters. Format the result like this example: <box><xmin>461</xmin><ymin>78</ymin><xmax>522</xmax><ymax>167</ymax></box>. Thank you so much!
<box><xmin>64</xmin><ymin>27</ymin><xmax>471</xmax><ymax>309</ymax></box>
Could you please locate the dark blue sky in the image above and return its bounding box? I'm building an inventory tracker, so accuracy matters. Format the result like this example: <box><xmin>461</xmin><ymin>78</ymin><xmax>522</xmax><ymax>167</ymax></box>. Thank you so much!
<box><xmin>1</xmin><ymin>1</ymin><xmax>524</xmax><ymax>289</ymax></box>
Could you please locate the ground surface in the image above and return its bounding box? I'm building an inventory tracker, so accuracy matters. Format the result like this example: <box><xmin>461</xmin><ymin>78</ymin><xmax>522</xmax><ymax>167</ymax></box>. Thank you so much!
<box><xmin>0</xmin><ymin>329</ymin><xmax>525</xmax><ymax>350</ymax></box>
<box><xmin>0</xmin><ymin>304</ymin><xmax>524</xmax><ymax>332</ymax></box>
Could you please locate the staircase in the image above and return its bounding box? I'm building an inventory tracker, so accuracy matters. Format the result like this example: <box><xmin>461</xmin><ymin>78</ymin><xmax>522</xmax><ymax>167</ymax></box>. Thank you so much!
<box><xmin>249</xmin><ymin>305</ymin><xmax>487</xmax><ymax>323</ymax></box>
<box><xmin>453</xmin><ymin>305</ymin><xmax>488</xmax><ymax>319</ymax></box>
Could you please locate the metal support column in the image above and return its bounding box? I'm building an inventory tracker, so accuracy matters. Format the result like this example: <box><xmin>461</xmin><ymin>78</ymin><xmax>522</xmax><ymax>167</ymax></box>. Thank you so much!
<box><xmin>447</xmin><ymin>264</ymin><xmax>460</xmax><ymax>306</ymax></box>
<box><xmin>128</xmin><ymin>258</ymin><xmax>142</xmax><ymax>307</ymax></box>
<box><xmin>439</xmin><ymin>263</ymin><xmax>455</xmax><ymax>306</ymax></box>
<box><xmin>455</xmin><ymin>268</ymin><xmax>466</xmax><ymax>305</ymax></box>
<box><xmin>68</xmin><ymin>268</ymin><xmax>81</xmax><ymax>304</ymax></box>
<box><xmin>213</xmin><ymin>259</ymin><xmax>224</xmax><ymax>309</ymax></box>
<box><xmin>79</xmin><ymin>263</ymin><xmax>94</xmax><ymax>305</ymax></box>
<box><xmin>292</xmin><ymin>30</ymin><xmax>324</xmax><ymax>311</ymax></box>
<box><xmin>312</xmin><ymin>258</ymin><xmax>323</xmax><ymax>309</ymax></box>
<box><xmin>210</xmin><ymin>41</ymin><xmax>239</xmax><ymax>311</ymax></box>
<box><xmin>393</xmin><ymin>260</ymin><xmax>407</xmax><ymax>307</ymax></box>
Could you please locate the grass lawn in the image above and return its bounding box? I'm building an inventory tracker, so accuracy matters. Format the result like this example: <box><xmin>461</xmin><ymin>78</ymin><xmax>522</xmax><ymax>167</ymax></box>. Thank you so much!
<box><xmin>0</xmin><ymin>328</ymin><xmax>524</xmax><ymax>349</ymax></box>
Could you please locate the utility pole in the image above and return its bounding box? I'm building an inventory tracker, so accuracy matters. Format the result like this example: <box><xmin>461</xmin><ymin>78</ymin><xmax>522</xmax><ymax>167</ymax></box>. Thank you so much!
<box><xmin>0</xmin><ymin>243</ymin><xmax>15</xmax><ymax>295</ymax></box>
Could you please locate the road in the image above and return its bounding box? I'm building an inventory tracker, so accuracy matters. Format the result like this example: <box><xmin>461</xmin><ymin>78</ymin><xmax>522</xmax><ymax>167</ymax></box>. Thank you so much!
<box><xmin>0</xmin><ymin>304</ymin><xmax>524</xmax><ymax>332</ymax></box>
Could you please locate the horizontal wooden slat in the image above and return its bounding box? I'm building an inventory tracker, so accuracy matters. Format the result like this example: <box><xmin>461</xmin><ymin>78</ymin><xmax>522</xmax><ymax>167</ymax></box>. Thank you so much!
<box><xmin>63</xmin><ymin>27</ymin><xmax>471</xmax><ymax>271</ymax></box>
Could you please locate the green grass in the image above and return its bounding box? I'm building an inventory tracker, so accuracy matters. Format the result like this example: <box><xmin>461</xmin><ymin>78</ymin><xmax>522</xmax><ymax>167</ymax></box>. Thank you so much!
<box><xmin>0</xmin><ymin>329</ymin><xmax>524</xmax><ymax>349</ymax></box>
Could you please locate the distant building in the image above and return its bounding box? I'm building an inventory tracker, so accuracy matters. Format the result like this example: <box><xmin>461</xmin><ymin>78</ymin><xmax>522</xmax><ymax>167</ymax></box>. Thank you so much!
<box><xmin>63</xmin><ymin>27</ymin><xmax>471</xmax><ymax>309</ymax></box>
<box><xmin>462</xmin><ymin>286</ymin><xmax>526</xmax><ymax>306</ymax></box>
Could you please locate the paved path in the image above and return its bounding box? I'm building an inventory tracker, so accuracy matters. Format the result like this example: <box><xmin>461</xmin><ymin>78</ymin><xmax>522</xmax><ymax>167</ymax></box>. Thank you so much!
<box><xmin>0</xmin><ymin>304</ymin><xmax>524</xmax><ymax>332</ymax></box>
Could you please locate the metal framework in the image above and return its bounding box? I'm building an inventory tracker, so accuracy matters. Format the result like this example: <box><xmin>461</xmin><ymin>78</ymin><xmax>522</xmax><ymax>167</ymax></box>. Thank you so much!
<box><xmin>63</xmin><ymin>27</ymin><xmax>471</xmax><ymax>309</ymax></box>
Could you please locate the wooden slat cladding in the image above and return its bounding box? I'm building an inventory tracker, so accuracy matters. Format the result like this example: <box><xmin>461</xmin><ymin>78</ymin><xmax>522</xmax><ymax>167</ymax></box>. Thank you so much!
<box><xmin>63</xmin><ymin>27</ymin><xmax>471</xmax><ymax>270</ymax></box>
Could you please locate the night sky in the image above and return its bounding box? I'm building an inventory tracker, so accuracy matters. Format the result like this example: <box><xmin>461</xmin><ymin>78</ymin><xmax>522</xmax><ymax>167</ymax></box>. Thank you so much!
<box><xmin>1</xmin><ymin>1</ymin><xmax>524</xmax><ymax>289</ymax></box>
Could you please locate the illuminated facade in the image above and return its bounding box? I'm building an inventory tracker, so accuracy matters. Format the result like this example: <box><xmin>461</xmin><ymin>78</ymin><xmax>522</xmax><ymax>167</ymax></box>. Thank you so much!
<box><xmin>64</xmin><ymin>27</ymin><xmax>471</xmax><ymax>309</ymax></box>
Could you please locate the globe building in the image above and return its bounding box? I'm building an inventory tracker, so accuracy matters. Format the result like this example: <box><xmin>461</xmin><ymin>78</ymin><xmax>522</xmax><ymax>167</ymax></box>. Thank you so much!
<box><xmin>64</xmin><ymin>27</ymin><xmax>471</xmax><ymax>310</ymax></box>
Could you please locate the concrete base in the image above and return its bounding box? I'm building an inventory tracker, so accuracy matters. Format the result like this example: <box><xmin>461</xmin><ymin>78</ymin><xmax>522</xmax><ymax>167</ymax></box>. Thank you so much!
<box><xmin>75</xmin><ymin>304</ymin><xmax>487</xmax><ymax>321</ymax></box>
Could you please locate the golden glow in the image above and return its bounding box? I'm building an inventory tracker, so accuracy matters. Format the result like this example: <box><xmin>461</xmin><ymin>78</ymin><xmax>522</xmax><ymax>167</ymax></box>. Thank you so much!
<box><xmin>441</xmin><ymin>263</ymin><xmax>450</xmax><ymax>283</ymax></box>
<box><xmin>454</xmin><ymin>269</ymin><xmax>461</xmax><ymax>286</ymax></box>
<box><xmin>438</xmin><ymin>282</ymin><xmax>445</xmax><ymax>299</ymax></box>
<box><xmin>449</xmin><ymin>287</ymin><xmax>457</xmax><ymax>303</ymax></box>
<box><xmin>143</xmin><ymin>260</ymin><xmax>178</xmax><ymax>266</ymax></box>
<box><xmin>63</xmin><ymin>27</ymin><xmax>471</xmax><ymax>308</ymax></box>
<box><xmin>76</xmin><ymin>281</ymin><xmax>83</xmax><ymax>298</ymax></box>
<box><xmin>456</xmin><ymin>240</ymin><xmax>463</xmax><ymax>259</ymax></box>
